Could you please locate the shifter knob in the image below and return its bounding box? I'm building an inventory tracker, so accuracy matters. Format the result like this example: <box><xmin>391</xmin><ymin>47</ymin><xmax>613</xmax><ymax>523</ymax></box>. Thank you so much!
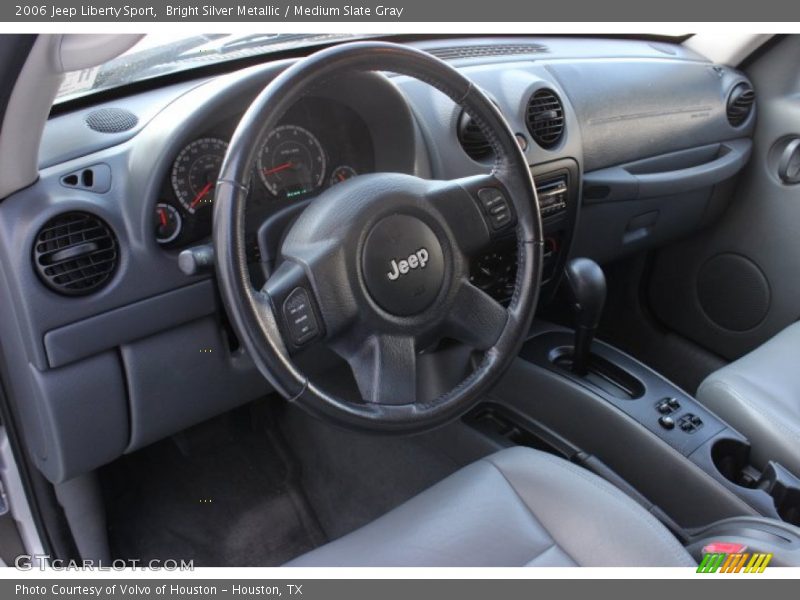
<box><xmin>564</xmin><ymin>258</ymin><xmax>607</xmax><ymax>375</ymax></box>
<box><xmin>565</xmin><ymin>258</ymin><xmax>607</xmax><ymax>329</ymax></box>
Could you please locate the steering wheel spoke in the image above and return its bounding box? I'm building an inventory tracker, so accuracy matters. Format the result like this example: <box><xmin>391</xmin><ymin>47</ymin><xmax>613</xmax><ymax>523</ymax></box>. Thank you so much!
<box><xmin>427</xmin><ymin>173</ymin><xmax>516</xmax><ymax>258</ymax></box>
<box><xmin>444</xmin><ymin>279</ymin><xmax>509</xmax><ymax>350</ymax></box>
<box><xmin>346</xmin><ymin>334</ymin><xmax>418</xmax><ymax>405</ymax></box>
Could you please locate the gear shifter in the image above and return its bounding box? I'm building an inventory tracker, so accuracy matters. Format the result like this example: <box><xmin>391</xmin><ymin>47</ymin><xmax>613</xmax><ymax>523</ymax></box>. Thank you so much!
<box><xmin>564</xmin><ymin>258</ymin><xmax>607</xmax><ymax>376</ymax></box>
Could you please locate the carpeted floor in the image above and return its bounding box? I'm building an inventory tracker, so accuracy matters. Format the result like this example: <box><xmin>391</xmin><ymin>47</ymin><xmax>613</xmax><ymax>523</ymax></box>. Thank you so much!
<box><xmin>100</xmin><ymin>353</ymin><xmax>502</xmax><ymax>567</ymax></box>
<box><xmin>100</xmin><ymin>402</ymin><xmax>326</xmax><ymax>566</ymax></box>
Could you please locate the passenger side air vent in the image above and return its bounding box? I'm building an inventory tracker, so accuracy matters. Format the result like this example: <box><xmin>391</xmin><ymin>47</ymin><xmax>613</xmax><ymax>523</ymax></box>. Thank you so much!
<box><xmin>33</xmin><ymin>212</ymin><xmax>118</xmax><ymax>296</ymax></box>
<box><xmin>428</xmin><ymin>43</ymin><xmax>548</xmax><ymax>61</ymax></box>
<box><xmin>457</xmin><ymin>110</ymin><xmax>493</xmax><ymax>162</ymax></box>
<box><xmin>726</xmin><ymin>83</ymin><xmax>755</xmax><ymax>127</ymax></box>
<box><xmin>525</xmin><ymin>89</ymin><xmax>565</xmax><ymax>149</ymax></box>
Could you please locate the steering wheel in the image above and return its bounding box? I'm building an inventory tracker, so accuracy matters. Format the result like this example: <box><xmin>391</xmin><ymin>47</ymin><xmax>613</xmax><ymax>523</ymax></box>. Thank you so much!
<box><xmin>213</xmin><ymin>41</ymin><xmax>543</xmax><ymax>433</ymax></box>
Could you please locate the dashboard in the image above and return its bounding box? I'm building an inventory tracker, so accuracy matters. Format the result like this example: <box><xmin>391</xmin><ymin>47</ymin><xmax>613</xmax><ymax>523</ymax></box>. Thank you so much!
<box><xmin>155</xmin><ymin>96</ymin><xmax>376</xmax><ymax>249</ymax></box>
<box><xmin>0</xmin><ymin>36</ymin><xmax>756</xmax><ymax>484</ymax></box>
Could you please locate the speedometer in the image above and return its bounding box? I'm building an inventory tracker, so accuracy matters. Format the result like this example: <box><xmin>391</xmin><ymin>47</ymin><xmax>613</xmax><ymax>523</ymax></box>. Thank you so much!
<box><xmin>171</xmin><ymin>137</ymin><xmax>228</xmax><ymax>215</ymax></box>
<box><xmin>257</xmin><ymin>125</ymin><xmax>326</xmax><ymax>199</ymax></box>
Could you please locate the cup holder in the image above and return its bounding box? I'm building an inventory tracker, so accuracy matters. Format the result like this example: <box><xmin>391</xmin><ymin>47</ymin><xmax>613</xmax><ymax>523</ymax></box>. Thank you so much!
<box><xmin>710</xmin><ymin>438</ymin><xmax>800</xmax><ymax>526</ymax></box>
<box><xmin>764</xmin><ymin>463</ymin><xmax>800</xmax><ymax>527</ymax></box>
<box><xmin>776</xmin><ymin>487</ymin><xmax>800</xmax><ymax>526</ymax></box>
<box><xmin>710</xmin><ymin>438</ymin><xmax>760</xmax><ymax>488</ymax></box>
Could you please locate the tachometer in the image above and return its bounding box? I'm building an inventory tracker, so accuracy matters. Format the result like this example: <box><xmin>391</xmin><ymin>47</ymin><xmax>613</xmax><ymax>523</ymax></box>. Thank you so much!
<box><xmin>257</xmin><ymin>125</ymin><xmax>326</xmax><ymax>199</ymax></box>
<box><xmin>171</xmin><ymin>137</ymin><xmax>228</xmax><ymax>214</ymax></box>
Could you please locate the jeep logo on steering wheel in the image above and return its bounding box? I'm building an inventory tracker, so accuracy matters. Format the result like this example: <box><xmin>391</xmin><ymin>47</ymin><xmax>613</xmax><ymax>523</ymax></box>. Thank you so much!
<box><xmin>387</xmin><ymin>248</ymin><xmax>430</xmax><ymax>281</ymax></box>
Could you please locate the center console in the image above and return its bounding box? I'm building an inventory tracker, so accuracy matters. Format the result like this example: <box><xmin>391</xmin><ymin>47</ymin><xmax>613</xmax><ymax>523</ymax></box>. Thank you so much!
<box><xmin>519</xmin><ymin>329</ymin><xmax>800</xmax><ymax>527</ymax></box>
<box><xmin>466</xmin><ymin>256</ymin><xmax>800</xmax><ymax>562</ymax></box>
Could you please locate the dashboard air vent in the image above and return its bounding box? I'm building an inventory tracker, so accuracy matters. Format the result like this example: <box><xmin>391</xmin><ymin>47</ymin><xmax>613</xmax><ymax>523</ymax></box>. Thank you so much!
<box><xmin>457</xmin><ymin>110</ymin><xmax>493</xmax><ymax>162</ymax></box>
<box><xmin>85</xmin><ymin>107</ymin><xmax>138</xmax><ymax>133</ymax></box>
<box><xmin>525</xmin><ymin>89</ymin><xmax>565</xmax><ymax>149</ymax></box>
<box><xmin>33</xmin><ymin>212</ymin><xmax>118</xmax><ymax>296</ymax></box>
<box><xmin>428</xmin><ymin>43</ymin><xmax>548</xmax><ymax>61</ymax></box>
<box><xmin>726</xmin><ymin>83</ymin><xmax>755</xmax><ymax>127</ymax></box>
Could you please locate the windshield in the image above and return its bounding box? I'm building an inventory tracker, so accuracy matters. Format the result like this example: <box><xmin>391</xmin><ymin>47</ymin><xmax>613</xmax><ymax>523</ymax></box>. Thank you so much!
<box><xmin>55</xmin><ymin>33</ymin><xmax>370</xmax><ymax>103</ymax></box>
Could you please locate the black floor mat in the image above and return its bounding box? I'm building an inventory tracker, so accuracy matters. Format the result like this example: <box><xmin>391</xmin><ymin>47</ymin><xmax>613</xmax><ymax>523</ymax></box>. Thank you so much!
<box><xmin>100</xmin><ymin>402</ymin><xmax>325</xmax><ymax>566</ymax></box>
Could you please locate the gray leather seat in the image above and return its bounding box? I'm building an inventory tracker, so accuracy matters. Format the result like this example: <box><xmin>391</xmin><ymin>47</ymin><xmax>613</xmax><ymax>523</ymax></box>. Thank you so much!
<box><xmin>698</xmin><ymin>322</ymin><xmax>800</xmax><ymax>476</ymax></box>
<box><xmin>287</xmin><ymin>446</ymin><xmax>694</xmax><ymax>566</ymax></box>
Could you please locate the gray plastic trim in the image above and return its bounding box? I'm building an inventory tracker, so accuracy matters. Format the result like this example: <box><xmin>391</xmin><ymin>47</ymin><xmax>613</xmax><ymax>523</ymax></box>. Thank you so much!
<box><xmin>27</xmin><ymin>351</ymin><xmax>129</xmax><ymax>483</ymax></box>
<box><xmin>547</xmin><ymin>60</ymin><xmax>755</xmax><ymax>172</ymax></box>
<box><xmin>43</xmin><ymin>280</ymin><xmax>217</xmax><ymax>369</ymax></box>
<box><xmin>583</xmin><ymin>139</ymin><xmax>752</xmax><ymax>204</ymax></box>
<box><xmin>121</xmin><ymin>317</ymin><xmax>271</xmax><ymax>452</ymax></box>
<box><xmin>40</xmin><ymin>79</ymin><xmax>207</xmax><ymax>169</ymax></box>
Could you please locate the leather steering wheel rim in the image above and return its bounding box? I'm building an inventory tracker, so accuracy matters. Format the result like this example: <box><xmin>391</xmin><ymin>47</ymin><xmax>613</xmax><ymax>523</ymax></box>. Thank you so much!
<box><xmin>213</xmin><ymin>41</ymin><xmax>543</xmax><ymax>433</ymax></box>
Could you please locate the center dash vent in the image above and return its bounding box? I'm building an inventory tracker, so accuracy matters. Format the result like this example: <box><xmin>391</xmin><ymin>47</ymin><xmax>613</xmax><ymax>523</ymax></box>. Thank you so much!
<box><xmin>428</xmin><ymin>43</ymin><xmax>549</xmax><ymax>62</ymax></box>
<box><xmin>33</xmin><ymin>212</ymin><xmax>118</xmax><ymax>296</ymax></box>
<box><xmin>457</xmin><ymin>110</ymin><xmax>493</xmax><ymax>162</ymax></box>
<box><xmin>726</xmin><ymin>82</ymin><xmax>755</xmax><ymax>127</ymax></box>
<box><xmin>525</xmin><ymin>89</ymin><xmax>565</xmax><ymax>149</ymax></box>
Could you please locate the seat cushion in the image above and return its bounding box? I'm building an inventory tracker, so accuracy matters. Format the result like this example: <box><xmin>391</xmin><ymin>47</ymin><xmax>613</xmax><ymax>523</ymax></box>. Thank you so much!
<box><xmin>285</xmin><ymin>446</ymin><xmax>694</xmax><ymax>567</ymax></box>
<box><xmin>697</xmin><ymin>322</ymin><xmax>800</xmax><ymax>476</ymax></box>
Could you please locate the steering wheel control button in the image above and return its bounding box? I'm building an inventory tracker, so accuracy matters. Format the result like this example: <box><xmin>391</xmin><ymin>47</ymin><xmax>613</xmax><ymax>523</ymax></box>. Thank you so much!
<box><xmin>477</xmin><ymin>187</ymin><xmax>514</xmax><ymax>231</ymax></box>
<box><xmin>658</xmin><ymin>415</ymin><xmax>675</xmax><ymax>430</ymax></box>
<box><xmin>678</xmin><ymin>414</ymin><xmax>704</xmax><ymax>433</ymax></box>
<box><xmin>362</xmin><ymin>214</ymin><xmax>444</xmax><ymax>316</ymax></box>
<box><xmin>282</xmin><ymin>287</ymin><xmax>319</xmax><ymax>346</ymax></box>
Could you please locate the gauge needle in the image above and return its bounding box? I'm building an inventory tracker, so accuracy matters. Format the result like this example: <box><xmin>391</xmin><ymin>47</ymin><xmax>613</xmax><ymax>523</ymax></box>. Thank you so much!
<box><xmin>158</xmin><ymin>208</ymin><xmax>167</xmax><ymax>226</ymax></box>
<box><xmin>263</xmin><ymin>162</ymin><xmax>293</xmax><ymax>175</ymax></box>
<box><xmin>190</xmin><ymin>182</ymin><xmax>213</xmax><ymax>209</ymax></box>
<box><xmin>338</xmin><ymin>173</ymin><xmax>346</xmax><ymax>182</ymax></box>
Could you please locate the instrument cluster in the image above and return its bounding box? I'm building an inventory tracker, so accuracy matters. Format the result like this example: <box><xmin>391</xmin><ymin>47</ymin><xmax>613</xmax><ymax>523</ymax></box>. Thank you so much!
<box><xmin>154</xmin><ymin>97</ymin><xmax>375</xmax><ymax>248</ymax></box>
